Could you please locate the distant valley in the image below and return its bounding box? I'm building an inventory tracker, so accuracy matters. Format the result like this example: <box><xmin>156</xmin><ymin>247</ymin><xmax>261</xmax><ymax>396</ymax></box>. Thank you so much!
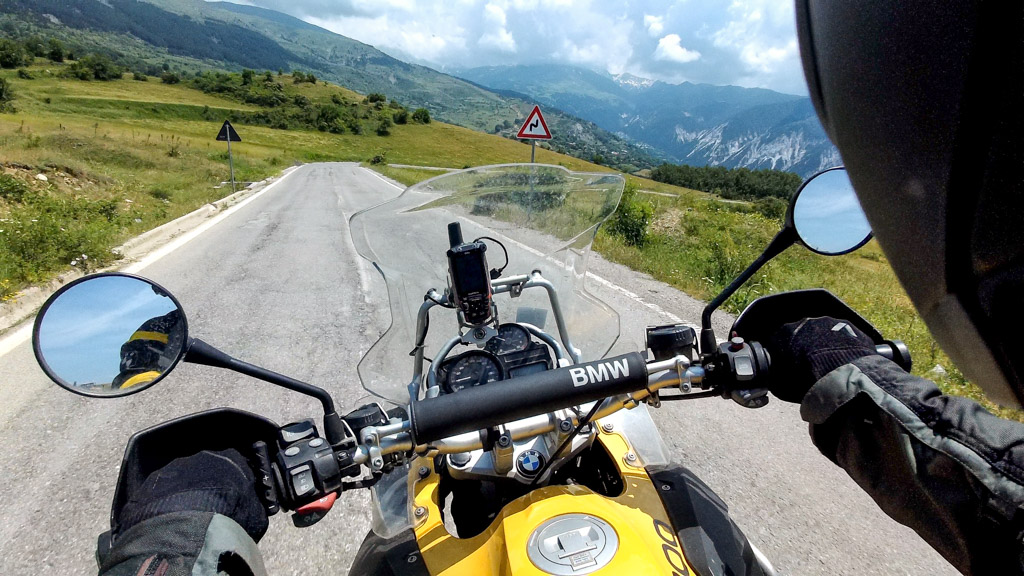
<box><xmin>458</xmin><ymin>65</ymin><xmax>841</xmax><ymax>177</ymax></box>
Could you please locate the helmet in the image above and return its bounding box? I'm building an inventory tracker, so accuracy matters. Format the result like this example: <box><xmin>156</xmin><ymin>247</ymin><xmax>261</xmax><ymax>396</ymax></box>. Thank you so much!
<box><xmin>114</xmin><ymin>310</ymin><xmax>183</xmax><ymax>389</ymax></box>
<box><xmin>796</xmin><ymin>1</ymin><xmax>1023</xmax><ymax>406</ymax></box>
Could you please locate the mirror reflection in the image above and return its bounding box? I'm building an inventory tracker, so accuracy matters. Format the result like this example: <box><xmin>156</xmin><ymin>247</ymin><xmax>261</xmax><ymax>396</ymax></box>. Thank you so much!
<box><xmin>34</xmin><ymin>275</ymin><xmax>187</xmax><ymax>397</ymax></box>
<box><xmin>792</xmin><ymin>168</ymin><xmax>872</xmax><ymax>255</ymax></box>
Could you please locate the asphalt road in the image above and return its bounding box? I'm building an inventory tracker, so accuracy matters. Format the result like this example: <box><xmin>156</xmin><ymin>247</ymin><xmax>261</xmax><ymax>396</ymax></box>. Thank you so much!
<box><xmin>0</xmin><ymin>163</ymin><xmax>957</xmax><ymax>575</ymax></box>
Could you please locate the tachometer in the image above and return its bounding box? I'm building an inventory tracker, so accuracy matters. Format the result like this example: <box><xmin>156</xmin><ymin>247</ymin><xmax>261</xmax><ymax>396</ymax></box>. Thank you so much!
<box><xmin>485</xmin><ymin>323</ymin><xmax>531</xmax><ymax>355</ymax></box>
<box><xmin>444</xmin><ymin>351</ymin><xmax>504</xmax><ymax>393</ymax></box>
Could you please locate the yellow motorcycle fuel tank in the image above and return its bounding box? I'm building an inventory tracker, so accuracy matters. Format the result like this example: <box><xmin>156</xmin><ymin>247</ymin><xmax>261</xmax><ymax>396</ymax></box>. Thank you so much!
<box><xmin>411</xmin><ymin>430</ymin><xmax>696</xmax><ymax>575</ymax></box>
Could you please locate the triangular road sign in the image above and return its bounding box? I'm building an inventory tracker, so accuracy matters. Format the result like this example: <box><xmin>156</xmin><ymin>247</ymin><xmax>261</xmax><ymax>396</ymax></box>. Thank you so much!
<box><xmin>516</xmin><ymin>106</ymin><xmax>552</xmax><ymax>140</ymax></box>
<box><xmin>216</xmin><ymin>120</ymin><xmax>241</xmax><ymax>142</ymax></box>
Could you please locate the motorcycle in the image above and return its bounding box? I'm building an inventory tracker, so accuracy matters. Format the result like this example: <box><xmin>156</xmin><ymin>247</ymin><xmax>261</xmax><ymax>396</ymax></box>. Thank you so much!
<box><xmin>31</xmin><ymin>164</ymin><xmax>910</xmax><ymax>575</ymax></box>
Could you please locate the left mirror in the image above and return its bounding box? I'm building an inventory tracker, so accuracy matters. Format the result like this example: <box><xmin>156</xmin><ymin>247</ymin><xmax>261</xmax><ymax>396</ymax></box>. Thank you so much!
<box><xmin>33</xmin><ymin>274</ymin><xmax>188</xmax><ymax>397</ymax></box>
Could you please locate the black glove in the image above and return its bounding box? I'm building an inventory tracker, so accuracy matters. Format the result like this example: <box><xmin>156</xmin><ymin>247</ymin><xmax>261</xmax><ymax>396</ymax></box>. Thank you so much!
<box><xmin>117</xmin><ymin>448</ymin><xmax>269</xmax><ymax>542</ymax></box>
<box><xmin>768</xmin><ymin>316</ymin><xmax>878</xmax><ymax>403</ymax></box>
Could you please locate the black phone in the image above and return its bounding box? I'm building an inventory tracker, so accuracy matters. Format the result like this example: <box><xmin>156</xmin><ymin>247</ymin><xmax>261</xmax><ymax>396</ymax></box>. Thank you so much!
<box><xmin>447</xmin><ymin>222</ymin><xmax>492</xmax><ymax>325</ymax></box>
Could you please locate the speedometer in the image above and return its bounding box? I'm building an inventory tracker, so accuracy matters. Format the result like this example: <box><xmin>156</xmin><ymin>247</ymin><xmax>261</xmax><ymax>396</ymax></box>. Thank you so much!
<box><xmin>485</xmin><ymin>323</ymin><xmax>531</xmax><ymax>355</ymax></box>
<box><xmin>444</xmin><ymin>351</ymin><xmax>504</xmax><ymax>393</ymax></box>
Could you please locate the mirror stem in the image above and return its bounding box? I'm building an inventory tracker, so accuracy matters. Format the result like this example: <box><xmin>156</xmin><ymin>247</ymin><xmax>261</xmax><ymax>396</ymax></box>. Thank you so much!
<box><xmin>184</xmin><ymin>338</ymin><xmax>346</xmax><ymax>445</ymax></box>
<box><xmin>699</xmin><ymin>227</ymin><xmax>797</xmax><ymax>354</ymax></box>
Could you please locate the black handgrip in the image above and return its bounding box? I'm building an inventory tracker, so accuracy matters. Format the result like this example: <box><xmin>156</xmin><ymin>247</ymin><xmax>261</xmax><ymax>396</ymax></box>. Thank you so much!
<box><xmin>410</xmin><ymin>352</ymin><xmax>649</xmax><ymax>444</ymax></box>
<box><xmin>875</xmin><ymin>340</ymin><xmax>913</xmax><ymax>372</ymax></box>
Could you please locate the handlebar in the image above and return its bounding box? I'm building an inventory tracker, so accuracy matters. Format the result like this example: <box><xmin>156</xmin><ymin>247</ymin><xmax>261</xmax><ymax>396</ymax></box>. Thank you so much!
<box><xmin>410</xmin><ymin>352</ymin><xmax>649</xmax><ymax>444</ymax></box>
<box><xmin>274</xmin><ymin>337</ymin><xmax>911</xmax><ymax>519</ymax></box>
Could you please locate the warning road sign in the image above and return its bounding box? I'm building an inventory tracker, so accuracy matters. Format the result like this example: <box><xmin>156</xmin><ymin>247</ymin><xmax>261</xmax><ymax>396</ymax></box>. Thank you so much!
<box><xmin>216</xmin><ymin>121</ymin><xmax>241</xmax><ymax>142</ymax></box>
<box><xmin>516</xmin><ymin>106</ymin><xmax>552</xmax><ymax>140</ymax></box>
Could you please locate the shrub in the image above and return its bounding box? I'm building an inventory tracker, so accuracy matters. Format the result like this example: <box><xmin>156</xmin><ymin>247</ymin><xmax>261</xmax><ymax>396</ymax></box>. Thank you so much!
<box><xmin>0</xmin><ymin>77</ymin><xmax>12</xmax><ymax>108</ymax></box>
<box><xmin>369</xmin><ymin>149</ymin><xmax>387</xmax><ymax>165</ymax></box>
<box><xmin>160</xmin><ymin>72</ymin><xmax>180</xmax><ymax>85</ymax></box>
<box><xmin>754</xmin><ymin>196</ymin><xmax>788</xmax><ymax>220</ymax></box>
<box><xmin>376</xmin><ymin>116</ymin><xmax>392</xmax><ymax>136</ymax></box>
<box><xmin>62</xmin><ymin>54</ymin><xmax>124</xmax><ymax>81</ymax></box>
<box><xmin>412</xmin><ymin>108</ymin><xmax>431</xmax><ymax>124</ymax></box>
<box><xmin>148</xmin><ymin>188</ymin><xmax>172</xmax><ymax>201</ymax></box>
<box><xmin>132</xmin><ymin>71</ymin><xmax>147</xmax><ymax>81</ymax></box>
<box><xmin>16</xmin><ymin>68</ymin><xmax>33</xmax><ymax>80</ymax></box>
<box><xmin>366</xmin><ymin>93</ymin><xmax>386</xmax><ymax>103</ymax></box>
<box><xmin>606</xmin><ymin>181</ymin><xmax>653</xmax><ymax>247</ymax></box>
<box><xmin>393</xmin><ymin>109</ymin><xmax>409</xmax><ymax>124</ymax></box>
<box><xmin>0</xmin><ymin>174</ymin><xmax>29</xmax><ymax>202</ymax></box>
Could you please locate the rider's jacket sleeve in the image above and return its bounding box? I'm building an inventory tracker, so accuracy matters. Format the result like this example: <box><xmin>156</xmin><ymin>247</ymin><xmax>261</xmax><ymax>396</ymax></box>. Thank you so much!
<box><xmin>98</xmin><ymin>511</ymin><xmax>266</xmax><ymax>576</ymax></box>
<box><xmin>801</xmin><ymin>355</ymin><xmax>1024</xmax><ymax>575</ymax></box>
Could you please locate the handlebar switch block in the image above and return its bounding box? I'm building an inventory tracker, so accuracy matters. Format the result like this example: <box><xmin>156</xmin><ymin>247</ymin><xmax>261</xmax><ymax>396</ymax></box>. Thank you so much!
<box><xmin>709</xmin><ymin>338</ymin><xmax>771</xmax><ymax>387</ymax></box>
<box><xmin>276</xmin><ymin>420</ymin><xmax>343</xmax><ymax>511</ymax></box>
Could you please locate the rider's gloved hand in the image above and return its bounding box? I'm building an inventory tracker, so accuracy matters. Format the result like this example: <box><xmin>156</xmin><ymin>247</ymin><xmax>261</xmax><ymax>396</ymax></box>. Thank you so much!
<box><xmin>768</xmin><ymin>316</ymin><xmax>878</xmax><ymax>403</ymax></box>
<box><xmin>117</xmin><ymin>448</ymin><xmax>269</xmax><ymax>542</ymax></box>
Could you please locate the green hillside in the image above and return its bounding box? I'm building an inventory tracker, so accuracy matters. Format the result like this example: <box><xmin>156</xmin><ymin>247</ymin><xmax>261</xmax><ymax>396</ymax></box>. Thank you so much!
<box><xmin>0</xmin><ymin>59</ymin><xmax>609</xmax><ymax>298</ymax></box>
<box><xmin>0</xmin><ymin>0</ymin><xmax>657</xmax><ymax>172</ymax></box>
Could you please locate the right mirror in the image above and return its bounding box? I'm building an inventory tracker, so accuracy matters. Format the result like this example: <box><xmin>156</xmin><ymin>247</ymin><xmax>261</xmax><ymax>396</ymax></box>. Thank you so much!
<box><xmin>33</xmin><ymin>274</ymin><xmax>188</xmax><ymax>397</ymax></box>
<box><xmin>791</xmin><ymin>167</ymin><xmax>873</xmax><ymax>255</ymax></box>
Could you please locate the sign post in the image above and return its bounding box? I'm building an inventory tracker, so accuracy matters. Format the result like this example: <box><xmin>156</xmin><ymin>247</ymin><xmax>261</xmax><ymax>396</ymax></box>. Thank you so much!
<box><xmin>216</xmin><ymin>121</ymin><xmax>242</xmax><ymax>192</ymax></box>
<box><xmin>516</xmin><ymin>106</ymin><xmax>552</xmax><ymax>163</ymax></box>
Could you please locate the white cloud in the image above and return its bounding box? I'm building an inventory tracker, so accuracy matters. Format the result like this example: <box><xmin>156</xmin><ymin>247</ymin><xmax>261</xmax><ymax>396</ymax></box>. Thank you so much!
<box><xmin>708</xmin><ymin>0</ymin><xmax>800</xmax><ymax>84</ymax></box>
<box><xmin>653</xmin><ymin>34</ymin><xmax>701</xmax><ymax>63</ymax></box>
<box><xmin>480</xmin><ymin>29</ymin><xmax>517</xmax><ymax>53</ymax></box>
<box><xmin>644</xmin><ymin>14</ymin><xmax>664</xmax><ymax>36</ymax></box>
<box><xmin>219</xmin><ymin>0</ymin><xmax>807</xmax><ymax>95</ymax></box>
<box><xmin>483</xmin><ymin>3</ymin><xmax>507</xmax><ymax>26</ymax></box>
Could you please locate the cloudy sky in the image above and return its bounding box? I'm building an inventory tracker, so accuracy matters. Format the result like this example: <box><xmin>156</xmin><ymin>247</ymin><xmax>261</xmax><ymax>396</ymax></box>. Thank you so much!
<box><xmin>213</xmin><ymin>0</ymin><xmax>807</xmax><ymax>95</ymax></box>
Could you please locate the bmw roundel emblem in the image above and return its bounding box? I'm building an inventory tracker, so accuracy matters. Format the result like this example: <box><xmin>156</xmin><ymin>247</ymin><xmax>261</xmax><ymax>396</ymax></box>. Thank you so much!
<box><xmin>517</xmin><ymin>449</ymin><xmax>545</xmax><ymax>476</ymax></box>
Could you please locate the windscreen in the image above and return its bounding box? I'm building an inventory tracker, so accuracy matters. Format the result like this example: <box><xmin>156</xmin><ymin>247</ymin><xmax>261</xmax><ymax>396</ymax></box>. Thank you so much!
<box><xmin>349</xmin><ymin>164</ymin><xmax>625</xmax><ymax>404</ymax></box>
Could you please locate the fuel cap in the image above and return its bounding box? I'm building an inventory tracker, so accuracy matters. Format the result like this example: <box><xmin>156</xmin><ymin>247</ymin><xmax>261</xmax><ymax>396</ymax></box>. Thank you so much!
<box><xmin>527</xmin><ymin>514</ymin><xmax>618</xmax><ymax>575</ymax></box>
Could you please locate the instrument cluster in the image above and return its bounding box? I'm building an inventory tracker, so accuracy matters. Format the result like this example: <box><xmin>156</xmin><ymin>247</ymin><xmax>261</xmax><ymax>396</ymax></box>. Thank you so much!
<box><xmin>439</xmin><ymin>324</ymin><xmax>552</xmax><ymax>394</ymax></box>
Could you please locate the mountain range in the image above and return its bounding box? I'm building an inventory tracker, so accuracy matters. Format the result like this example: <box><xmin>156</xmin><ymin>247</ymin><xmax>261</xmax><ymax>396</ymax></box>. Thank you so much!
<box><xmin>458</xmin><ymin>65</ymin><xmax>840</xmax><ymax>177</ymax></box>
<box><xmin>0</xmin><ymin>0</ymin><xmax>838</xmax><ymax>176</ymax></box>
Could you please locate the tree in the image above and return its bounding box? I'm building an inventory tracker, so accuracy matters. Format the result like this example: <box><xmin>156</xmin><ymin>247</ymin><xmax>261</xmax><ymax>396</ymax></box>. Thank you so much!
<box><xmin>241</xmin><ymin>69</ymin><xmax>254</xmax><ymax>85</ymax></box>
<box><xmin>412</xmin><ymin>108</ymin><xmax>431</xmax><ymax>124</ymax></box>
<box><xmin>47</xmin><ymin>39</ymin><xmax>65</xmax><ymax>63</ymax></box>
<box><xmin>0</xmin><ymin>77</ymin><xmax>14</xmax><ymax>111</ymax></box>
<box><xmin>0</xmin><ymin>39</ymin><xmax>28</xmax><ymax>69</ymax></box>
<box><xmin>23</xmin><ymin>36</ymin><xmax>46</xmax><ymax>57</ymax></box>
<box><xmin>83</xmin><ymin>54</ymin><xmax>123</xmax><ymax>80</ymax></box>
<box><xmin>292</xmin><ymin>70</ymin><xmax>306</xmax><ymax>83</ymax></box>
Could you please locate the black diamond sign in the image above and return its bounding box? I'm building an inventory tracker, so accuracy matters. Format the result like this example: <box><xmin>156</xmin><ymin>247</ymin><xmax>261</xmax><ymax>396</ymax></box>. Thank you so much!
<box><xmin>216</xmin><ymin>121</ymin><xmax>241</xmax><ymax>142</ymax></box>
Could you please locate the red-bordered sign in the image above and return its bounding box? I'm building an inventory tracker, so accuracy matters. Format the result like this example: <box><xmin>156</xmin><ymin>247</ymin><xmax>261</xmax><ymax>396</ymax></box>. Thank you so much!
<box><xmin>516</xmin><ymin>106</ymin><xmax>552</xmax><ymax>140</ymax></box>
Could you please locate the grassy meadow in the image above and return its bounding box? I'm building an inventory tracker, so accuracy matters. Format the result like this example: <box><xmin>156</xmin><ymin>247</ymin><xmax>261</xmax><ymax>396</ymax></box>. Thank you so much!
<box><xmin>0</xmin><ymin>59</ymin><xmax>1017</xmax><ymax>419</ymax></box>
<box><xmin>0</xmin><ymin>60</ymin><xmax>604</xmax><ymax>299</ymax></box>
